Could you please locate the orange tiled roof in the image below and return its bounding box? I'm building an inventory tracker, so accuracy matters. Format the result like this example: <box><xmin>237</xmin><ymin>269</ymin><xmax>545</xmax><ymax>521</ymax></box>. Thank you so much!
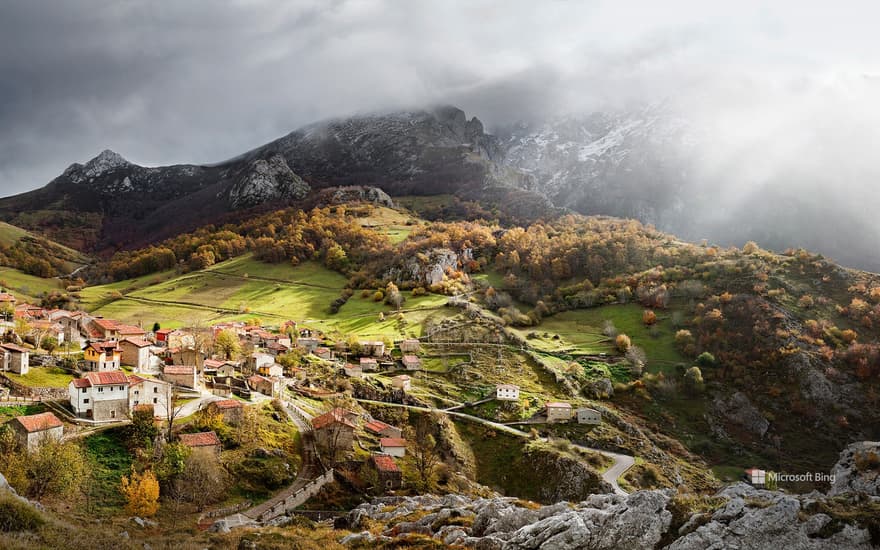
<box><xmin>371</xmin><ymin>454</ymin><xmax>399</xmax><ymax>472</ymax></box>
<box><xmin>14</xmin><ymin>412</ymin><xmax>62</xmax><ymax>433</ymax></box>
<box><xmin>312</xmin><ymin>408</ymin><xmax>355</xmax><ymax>430</ymax></box>
<box><xmin>179</xmin><ymin>431</ymin><xmax>221</xmax><ymax>447</ymax></box>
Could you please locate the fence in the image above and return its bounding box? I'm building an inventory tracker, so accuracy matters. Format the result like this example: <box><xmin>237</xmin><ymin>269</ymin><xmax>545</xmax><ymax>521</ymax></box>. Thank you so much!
<box><xmin>256</xmin><ymin>469</ymin><xmax>335</xmax><ymax>523</ymax></box>
<box><xmin>198</xmin><ymin>500</ymin><xmax>253</xmax><ymax>523</ymax></box>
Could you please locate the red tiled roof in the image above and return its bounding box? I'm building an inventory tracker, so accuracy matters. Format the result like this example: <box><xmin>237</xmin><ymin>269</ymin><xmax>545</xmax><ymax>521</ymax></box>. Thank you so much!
<box><xmin>128</xmin><ymin>375</ymin><xmax>169</xmax><ymax>387</ymax></box>
<box><xmin>0</xmin><ymin>343</ymin><xmax>29</xmax><ymax>353</ymax></box>
<box><xmin>14</xmin><ymin>412</ymin><xmax>62</xmax><ymax>433</ymax></box>
<box><xmin>178</xmin><ymin>431</ymin><xmax>221</xmax><ymax>447</ymax></box>
<box><xmin>402</xmin><ymin>355</ymin><xmax>420</xmax><ymax>362</ymax></box>
<box><xmin>122</xmin><ymin>337</ymin><xmax>151</xmax><ymax>348</ymax></box>
<box><xmin>364</xmin><ymin>420</ymin><xmax>392</xmax><ymax>434</ymax></box>
<box><xmin>211</xmin><ymin>399</ymin><xmax>243</xmax><ymax>410</ymax></box>
<box><xmin>546</xmin><ymin>402</ymin><xmax>571</xmax><ymax>408</ymax></box>
<box><xmin>203</xmin><ymin>359</ymin><xmax>224</xmax><ymax>369</ymax></box>
<box><xmin>371</xmin><ymin>454</ymin><xmax>399</xmax><ymax>473</ymax></box>
<box><xmin>0</xmin><ymin>293</ymin><xmax>17</xmax><ymax>302</ymax></box>
<box><xmin>94</xmin><ymin>318</ymin><xmax>119</xmax><ymax>330</ymax></box>
<box><xmin>163</xmin><ymin>365</ymin><xmax>195</xmax><ymax>375</ymax></box>
<box><xmin>380</xmin><ymin>437</ymin><xmax>407</xmax><ymax>448</ymax></box>
<box><xmin>116</xmin><ymin>324</ymin><xmax>145</xmax><ymax>335</ymax></box>
<box><xmin>248</xmin><ymin>375</ymin><xmax>270</xmax><ymax>385</ymax></box>
<box><xmin>156</xmin><ymin>329</ymin><xmax>173</xmax><ymax>336</ymax></box>
<box><xmin>85</xmin><ymin>341</ymin><xmax>121</xmax><ymax>354</ymax></box>
<box><xmin>312</xmin><ymin>408</ymin><xmax>356</xmax><ymax>430</ymax></box>
<box><xmin>85</xmin><ymin>370</ymin><xmax>129</xmax><ymax>386</ymax></box>
<box><xmin>71</xmin><ymin>378</ymin><xmax>91</xmax><ymax>388</ymax></box>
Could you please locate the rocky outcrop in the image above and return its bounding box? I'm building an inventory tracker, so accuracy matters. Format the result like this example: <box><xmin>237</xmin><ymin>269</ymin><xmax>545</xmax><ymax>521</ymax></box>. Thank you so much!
<box><xmin>668</xmin><ymin>484</ymin><xmax>873</xmax><ymax>550</ymax></box>
<box><xmin>388</xmin><ymin>247</ymin><xmax>462</xmax><ymax>286</ymax></box>
<box><xmin>829</xmin><ymin>441</ymin><xmax>880</xmax><ymax>497</ymax></box>
<box><xmin>228</xmin><ymin>155</ymin><xmax>310</xmax><ymax>208</ymax></box>
<box><xmin>326</xmin><ymin>185</ymin><xmax>393</xmax><ymax>208</ymax></box>
<box><xmin>710</xmin><ymin>391</ymin><xmax>770</xmax><ymax>438</ymax></box>
<box><xmin>341</xmin><ymin>481</ymin><xmax>878</xmax><ymax>549</ymax></box>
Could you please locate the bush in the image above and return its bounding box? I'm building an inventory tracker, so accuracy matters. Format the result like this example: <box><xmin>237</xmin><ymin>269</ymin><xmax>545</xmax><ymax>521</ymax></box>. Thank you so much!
<box><xmin>0</xmin><ymin>494</ymin><xmax>44</xmax><ymax>532</ymax></box>
<box><xmin>615</xmin><ymin>334</ymin><xmax>632</xmax><ymax>353</ymax></box>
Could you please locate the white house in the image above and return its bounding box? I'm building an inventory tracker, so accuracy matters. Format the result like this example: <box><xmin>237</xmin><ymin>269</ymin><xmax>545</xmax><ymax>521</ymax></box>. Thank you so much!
<box><xmin>360</xmin><ymin>340</ymin><xmax>385</xmax><ymax>357</ymax></box>
<box><xmin>0</xmin><ymin>343</ymin><xmax>29</xmax><ymax>375</ymax></box>
<box><xmin>257</xmin><ymin>363</ymin><xmax>284</xmax><ymax>378</ymax></box>
<box><xmin>68</xmin><ymin>370</ymin><xmax>130</xmax><ymax>421</ymax></box>
<box><xmin>495</xmin><ymin>384</ymin><xmax>520</xmax><ymax>401</ymax></box>
<box><xmin>128</xmin><ymin>375</ymin><xmax>172</xmax><ymax>417</ymax></box>
<box><xmin>399</xmin><ymin>338</ymin><xmax>421</xmax><ymax>353</ymax></box>
<box><xmin>576</xmin><ymin>407</ymin><xmax>602</xmax><ymax>425</ymax></box>
<box><xmin>545</xmin><ymin>402</ymin><xmax>572</xmax><ymax>423</ymax></box>
<box><xmin>10</xmin><ymin>412</ymin><xmax>63</xmax><ymax>451</ymax></box>
<box><xmin>379</xmin><ymin>437</ymin><xmax>407</xmax><ymax>458</ymax></box>
<box><xmin>401</xmin><ymin>355</ymin><xmax>421</xmax><ymax>370</ymax></box>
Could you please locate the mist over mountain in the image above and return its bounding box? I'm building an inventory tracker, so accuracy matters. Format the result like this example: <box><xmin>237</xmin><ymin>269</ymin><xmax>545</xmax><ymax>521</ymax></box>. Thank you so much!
<box><xmin>2</xmin><ymin>101</ymin><xmax>878</xmax><ymax>271</ymax></box>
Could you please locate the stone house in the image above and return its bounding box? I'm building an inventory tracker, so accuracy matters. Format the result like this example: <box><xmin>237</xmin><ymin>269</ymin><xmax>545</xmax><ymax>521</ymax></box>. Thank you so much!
<box><xmin>365</xmin><ymin>454</ymin><xmax>401</xmax><ymax>492</ymax></box>
<box><xmin>392</xmin><ymin>375</ymin><xmax>411</xmax><ymax>392</ymax></box>
<box><xmin>312</xmin><ymin>408</ymin><xmax>356</xmax><ymax>457</ymax></box>
<box><xmin>343</xmin><ymin>363</ymin><xmax>364</xmax><ymax>378</ymax></box>
<box><xmin>179</xmin><ymin>431</ymin><xmax>222</xmax><ymax>458</ymax></box>
<box><xmin>0</xmin><ymin>343</ymin><xmax>29</xmax><ymax>375</ymax></box>
<box><xmin>545</xmin><ymin>402</ymin><xmax>572</xmax><ymax>423</ymax></box>
<box><xmin>401</xmin><ymin>355</ymin><xmax>421</xmax><ymax>370</ymax></box>
<box><xmin>68</xmin><ymin>370</ymin><xmax>130</xmax><ymax>421</ymax></box>
<box><xmin>576</xmin><ymin>407</ymin><xmax>602</xmax><ymax>425</ymax></box>
<box><xmin>119</xmin><ymin>338</ymin><xmax>152</xmax><ymax>371</ymax></box>
<box><xmin>257</xmin><ymin>363</ymin><xmax>283</xmax><ymax>378</ymax></box>
<box><xmin>359</xmin><ymin>357</ymin><xmax>378</xmax><ymax>371</ymax></box>
<box><xmin>365</xmin><ymin>419</ymin><xmax>403</xmax><ymax>439</ymax></box>
<box><xmin>399</xmin><ymin>339</ymin><xmax>420</xmax><ymax>354</ymax></box>
<box><xmin>248</xmin><ymin>374</ymin><xmax>280</xmax><ymax>398</ymax></box>
<box><xmin>208</xmin><ymin>399</ymin><xmax>245</xmax><ymax>425</ymax></box>
<box><xmin>247</xmin><ymin>352</ymin><xmax>275</xmax><ymax>374</ymax></box>
<box><xmin>359</xmin><ymin>341</ymin><xmax>385</xmax><ymax>357</ymax></box>
<box><xmin>162</xmin><ymin>365</ymin><xmax>198</xmax><ymax>389</ymax></box>
<box><xmin>10</xmin><ymin>412</ymin><xmax>63</xmax><ymax>451</ymax></box>
<box><xmin>313</xmin><ymin>347</ymin><xmax>333</xmax><ymax>360</ymax></box>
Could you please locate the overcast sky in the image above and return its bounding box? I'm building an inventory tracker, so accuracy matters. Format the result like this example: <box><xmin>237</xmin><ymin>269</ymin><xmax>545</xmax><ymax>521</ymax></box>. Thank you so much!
<box><xmin>2</xmin><ymin>0</ymin><xmax>880</xmax><ymax>196</ymax></box>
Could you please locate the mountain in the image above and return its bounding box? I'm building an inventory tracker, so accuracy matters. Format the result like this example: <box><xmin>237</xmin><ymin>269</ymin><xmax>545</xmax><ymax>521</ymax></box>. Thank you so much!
<box><xmin>0</xmin><ymin>106</ymin><xmax>554</xmax><ymax>254</ymax></box>
<box><xmin>2</xmin><ymin>104</ymin><xmax>878</xmax><ymax>271</ymax></box>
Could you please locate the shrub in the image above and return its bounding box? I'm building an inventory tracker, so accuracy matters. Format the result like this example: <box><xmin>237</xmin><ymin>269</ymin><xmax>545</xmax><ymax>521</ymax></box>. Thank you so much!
<box><xmin>615</xmin><ymin>334</ymin><xmax>632</xmax><ymax>353</ymax></box>
<box><xmin>0</xmin><ymin>494</ymin><xmax>44</xmax><ymax>532</ymax></box>
<box><xmin>642</xmin><ymin>310</ymin><xmax>657</xmax><ymax>326</ymax></box>
<box><xmin>695</xmin><ymin>352</ymin><xmax>716</xmax><ymax>368</ymax></box>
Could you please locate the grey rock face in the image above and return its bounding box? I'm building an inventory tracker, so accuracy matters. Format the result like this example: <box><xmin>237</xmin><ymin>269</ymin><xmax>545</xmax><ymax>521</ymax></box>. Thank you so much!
<box><xmin>829</xmin><ymin>441</ymin><xmax>880</xmax><ymax>497</ymax></box>
<box><xmin>711</xmin><ymin>391</ymin><xmax>770</xmax><ymax>438</ymax></box>
<box><xmin>228</xmin><ymin>155</ymin><xmax>310</xmax><ymax>208</ymax></box>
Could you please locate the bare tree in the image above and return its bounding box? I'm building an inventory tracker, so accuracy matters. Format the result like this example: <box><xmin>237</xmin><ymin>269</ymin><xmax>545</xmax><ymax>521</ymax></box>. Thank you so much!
<box><xmin>406</xmin><ymin>413</ymin><xmax>441</xmax><ymax>491</ymax></box>
<box><xmin>164</xmin><ymin>386</ymin><xmax>187</xmax><ymax>440</ymax></box>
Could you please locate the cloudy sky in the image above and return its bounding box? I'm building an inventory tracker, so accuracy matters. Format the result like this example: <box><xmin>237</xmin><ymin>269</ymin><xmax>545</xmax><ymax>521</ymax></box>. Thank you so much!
<box><xmin>2</xmin><ymin>0</ymin><xmax>880</xmax><ymax>197</ymax></box>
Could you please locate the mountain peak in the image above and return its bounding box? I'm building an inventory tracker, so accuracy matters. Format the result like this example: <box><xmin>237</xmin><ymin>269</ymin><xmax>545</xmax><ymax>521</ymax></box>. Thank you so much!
<box><xmin>84</xmin><ymin>149</ymin><xmax>130</xmax><ymax>172</ymax></box>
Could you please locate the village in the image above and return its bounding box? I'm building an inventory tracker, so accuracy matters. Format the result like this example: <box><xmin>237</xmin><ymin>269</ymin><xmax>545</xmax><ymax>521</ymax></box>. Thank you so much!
<box><xmin>0</xmin><ymin>288</ymin><xmax>609</xmax><ymax>529</ymax></box>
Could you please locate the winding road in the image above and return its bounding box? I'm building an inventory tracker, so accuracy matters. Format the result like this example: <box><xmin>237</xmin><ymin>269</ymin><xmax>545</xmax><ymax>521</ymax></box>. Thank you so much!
<box><xmin>353</xmin><ymin>398</ymin><xmax>635</xmax><ymax>495</ymax></box>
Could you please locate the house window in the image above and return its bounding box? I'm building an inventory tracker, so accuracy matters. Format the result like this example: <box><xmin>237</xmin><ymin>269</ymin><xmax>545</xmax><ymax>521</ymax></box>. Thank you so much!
<box><xmin>133</xmin><ymin>400</ymin><xmax>139</xmax><ymax>406</ymax></box>
<box><xmin>153</xmin><ymin>387</ymin><xmax>158</xmax><ymax>393</ymax></box>
<box><xmin>81</xmin><ymin>388</ymin><xmax>86</xmax><ymax>393</ymax></box>
<box><xmin>110</xmin><ymin>410</ymin><xmax>116</xmax><ymax>419</ymax></box>
<box><xmin>134</xmin><ymin>390</ymin><xmax>139</xmax><ymax>395</ymax></box>
<box><xmin>83</xmin><ymin>398</ymin><xmax>89</xmax><ymax>404</ymax></box>
<box><xmin>98</xmin><ymin>387</ymin><xmax>103</xmax><ymax>392</ymax></box>
<box><xmin>153</xmin><ymin>398</ymin><xmax>158</xmax><ymax>404</ymax></box>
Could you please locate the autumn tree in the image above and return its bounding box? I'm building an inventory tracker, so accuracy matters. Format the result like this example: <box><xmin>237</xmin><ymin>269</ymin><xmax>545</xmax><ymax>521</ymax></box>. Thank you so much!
<box><xmin>642</xmin><ymin>309</ymin><xmax>657</xmax><ymax>326</ymax></box>
<box><xmin>615</xmin><ymin>334</ymin><xmax>632</xmax><ymax>353</ymax></box>
<box><xmin>405</xmin><ymin>414</ymin><xmax>441</xmax><ymax>491</ymax></box>
<box><xmin>214</xmin><ymin>329</ymin><xmax>241</xmax><ymax>360</ymax></box>
<box><xmin>120</xmin><ymin>468</ymin><xmax>160</xmax><ymax>517</ymax></box>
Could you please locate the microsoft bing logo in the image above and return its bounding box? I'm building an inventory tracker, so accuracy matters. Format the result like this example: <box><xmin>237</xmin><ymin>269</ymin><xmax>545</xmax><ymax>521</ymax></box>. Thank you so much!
<box><xmin>745</xmin><ymin>468</ymin><xmax>766</xmax><ymax>486</ymax></box>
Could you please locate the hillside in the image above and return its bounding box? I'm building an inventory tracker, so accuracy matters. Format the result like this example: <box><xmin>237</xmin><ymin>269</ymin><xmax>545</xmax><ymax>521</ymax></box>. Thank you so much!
<box><xmin>67</xmin><ymin>201</ymin><xmax>880</xmax><ymax>488</ymax></box>
<box><xmin>0</xmin><ymin>221</ymin><xmax>90</xmax><ymax>278</ymax></box>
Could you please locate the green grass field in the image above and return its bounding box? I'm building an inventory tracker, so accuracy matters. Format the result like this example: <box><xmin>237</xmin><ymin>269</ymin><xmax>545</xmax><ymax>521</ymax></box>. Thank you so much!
<box><xmin>0</xmin><ymin>222</ymin><xmax>91</xmax><ymax>274</ymax></box>
<box><xmin>5</xmin><ymin>367</ymin><xmax>74</xmax><ymax>388</ymax></box>
<box><xmin>516</xmin><ymin>304</ymin><xmax>687</xmax><ymax>372</ymax></box>
<box><xmin>81</xmin><ymin>254</ymin><xmax>454</xmax><ymax>339</ymax></box>
<box><xmin>0</xmin><ymin>267</ymin><xmax>64</xmax><ymax>303</ymax></box>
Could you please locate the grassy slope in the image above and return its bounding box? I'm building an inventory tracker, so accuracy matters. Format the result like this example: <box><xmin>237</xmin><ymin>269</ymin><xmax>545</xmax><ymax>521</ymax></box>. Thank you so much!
<box><xmin>0</xmin><ymin>221</ymin><xmax>91</xmax><ymax>273</ymax></box>
<box><xmin>0</xmin><ymin>267</ymin><xmax>64</xmax><ymax>303</ymax></box>
<box><xmin>5</xmin><ymin>367</ymin><xmax>74</xmax><ymax>388</ymax></box>
<box><xmin>81</xmin><ymin>254</ymin><xmax>454</xmax><ymax>337</ymax></box>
